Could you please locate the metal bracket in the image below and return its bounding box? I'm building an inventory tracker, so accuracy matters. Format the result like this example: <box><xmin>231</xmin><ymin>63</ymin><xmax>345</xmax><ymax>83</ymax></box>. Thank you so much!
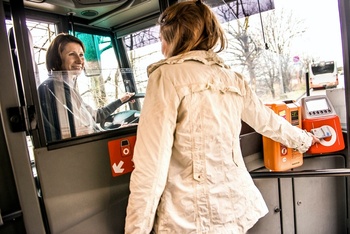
<box><xmin>6</xmin><ymin>105</ymin><xmax>36</xmax><ymax>133</ymax></box>
<box><xmin>6</xmin><ymin>106</ymin><xmax>26</xmax><ymax>132</ymax></box>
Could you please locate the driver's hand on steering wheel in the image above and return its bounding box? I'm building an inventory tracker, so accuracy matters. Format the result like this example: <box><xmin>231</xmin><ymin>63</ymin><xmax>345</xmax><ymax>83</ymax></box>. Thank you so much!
<box><xmin>121</xmin><ymin>92</ymin><xmax>135</xmax><ymax>103</ymax></box>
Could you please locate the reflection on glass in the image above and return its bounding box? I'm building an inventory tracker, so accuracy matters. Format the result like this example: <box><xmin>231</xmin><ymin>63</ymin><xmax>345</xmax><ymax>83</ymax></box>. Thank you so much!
<box><xmin>38</xmin><ymin>70</ymin><xmax>137</xmax><ymax>142</ymax></box>
<box><xmin>38</xmin><ymin>71</ymin><xmax>99</xmax><ymax>141</ymax></box>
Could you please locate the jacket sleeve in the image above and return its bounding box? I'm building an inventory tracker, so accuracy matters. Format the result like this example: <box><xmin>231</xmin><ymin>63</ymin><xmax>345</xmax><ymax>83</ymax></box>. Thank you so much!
<box><xmin>241</xmin><ymin>80</ymin><xmax>312</xmax><ymax>153</ymax></box>
<box><xmin>83</xmin><ymin>99</ymin><xmax>123</xmax><ymax>123</ymax></box>
<box><xmin>38</xmin><ymin>81</ymin><xmax>61</xmax><ymax>142</ymax></box>
<box><xmin>95</xmin><ymin>99</ymin><xmax>123</xmax><ymax>123</ymax></box>
<box><xmin>124</xmin><ymin>68</ymin><xmax>179</xmax><ymax>233</ymax></box>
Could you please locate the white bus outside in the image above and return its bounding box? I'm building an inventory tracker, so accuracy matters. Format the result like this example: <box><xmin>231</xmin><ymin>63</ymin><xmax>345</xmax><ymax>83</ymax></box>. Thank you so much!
<box><xmin>309</xmin><ymin>61</ymin><xmax>339</xmax><ymax>89</ymax></box>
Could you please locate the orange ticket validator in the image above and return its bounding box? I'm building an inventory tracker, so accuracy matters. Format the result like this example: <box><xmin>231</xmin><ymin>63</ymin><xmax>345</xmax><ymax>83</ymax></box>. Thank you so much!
<box><xmin>263</xmin><ymin>100</ymin><xmax>303</xmax><ymax>171</ymax></box>
<box><xmin>108</xmin><ymin>136</ymin><xmax>136</xmax><ymax>177</ymax></box>
<box><xmin>301</xmin><ymin>95</ymin><xmax>345</xmax><ymax>154</ymax></box>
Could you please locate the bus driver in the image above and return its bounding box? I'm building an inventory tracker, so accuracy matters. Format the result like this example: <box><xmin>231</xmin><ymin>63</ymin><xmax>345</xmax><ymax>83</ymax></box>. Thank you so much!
<box><xmin>38</xmin><ymin>33</ymin><xmax>134</xmax><ymax>142</ymax></box>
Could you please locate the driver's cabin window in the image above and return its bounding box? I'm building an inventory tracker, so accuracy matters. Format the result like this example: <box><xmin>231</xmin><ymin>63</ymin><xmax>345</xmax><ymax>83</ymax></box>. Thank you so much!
<box><xmin>36</xmin><ymin>31</ymin><xmax>130</xmax><ymax>142</ymax></box>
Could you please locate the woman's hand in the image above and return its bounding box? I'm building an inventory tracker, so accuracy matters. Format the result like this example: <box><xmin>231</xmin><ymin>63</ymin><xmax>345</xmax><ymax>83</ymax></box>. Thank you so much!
<box><xmin>311</xmin><ymin>133</ymin><xmax>321</xmax><ymax>145</ymax></box>
<box><xmin>121</xmin><ymin>92</ymin><xmax>135</xmax><ymax>103</ymax></box>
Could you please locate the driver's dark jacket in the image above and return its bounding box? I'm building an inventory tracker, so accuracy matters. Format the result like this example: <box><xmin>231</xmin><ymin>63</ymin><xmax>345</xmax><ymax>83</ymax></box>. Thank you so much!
<box><xmin>125</xmin><ymin>50</ymin><xmax>313</xmax><ymax>234</ymax></box>
<box><xmin>38</xmin><ymin>71</ymin><xmax>122</xmax><ymax>142</ymax></box>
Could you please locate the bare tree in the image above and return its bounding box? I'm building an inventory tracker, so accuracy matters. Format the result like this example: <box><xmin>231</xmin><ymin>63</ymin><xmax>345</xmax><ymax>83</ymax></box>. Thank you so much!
<box><xmin>214</xmin><ymin>0</ymin><xmax>274</xmax><ymax>91</ymax></box>
<box><xmin>257</xmin><ymin>8</ymin><xmax>306</xmax><ymax>95</ymax></box>
<box><xmin>255</xmin><ymin>50</ymin><xmax>279</xmax><ymax>99</ymax></box>
<box><xmin>123</xmin><ymin>27</ymin><xmax>160</xmax><ymax>92</ymax></box>
<box><xmin>124</xmin><ymin>27</ymin><xmax>159</xmax><ymax>50</ymax></box>
<box><xmin>214</xmin><ymin>2</ymin><xmax>306</xmax><ymax>98</ymax></box>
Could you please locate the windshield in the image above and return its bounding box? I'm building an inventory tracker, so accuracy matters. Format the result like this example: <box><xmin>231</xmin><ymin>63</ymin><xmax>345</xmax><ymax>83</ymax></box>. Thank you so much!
<box><xmin>311</xmin><ymin>62</ymin><xmax>336</xmax><ymax>75</ymax></box>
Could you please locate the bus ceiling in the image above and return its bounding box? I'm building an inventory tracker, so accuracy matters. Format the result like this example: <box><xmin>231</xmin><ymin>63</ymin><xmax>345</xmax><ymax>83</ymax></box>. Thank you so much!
<box><xmin>5</xmin><ymin>0</ymin><xmax>274</xmax><ymax>31</ymax></box>
<box><xmin>3</xmin><ymin>0</ymin><xmax>160</xmax><ymax>30</ymax></box>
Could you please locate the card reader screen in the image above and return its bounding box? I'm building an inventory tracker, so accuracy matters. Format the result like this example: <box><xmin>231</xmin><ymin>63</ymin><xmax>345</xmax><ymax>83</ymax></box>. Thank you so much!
<box><xmin>305</xmin><ymin>98</ymin><xmax>328</xmax><ymax>112</ymax></box>
<box><xmin>291</xmin><ymin>110</ymin><xmax>299</xmax><ymax>126</ymax></box>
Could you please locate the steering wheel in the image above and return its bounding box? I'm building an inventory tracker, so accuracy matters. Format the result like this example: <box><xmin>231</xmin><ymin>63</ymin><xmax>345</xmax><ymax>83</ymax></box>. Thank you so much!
<box><xmin>100</xmin><ymin>93</ymin><xmax>145</xmax><ymax>130</ymax></box>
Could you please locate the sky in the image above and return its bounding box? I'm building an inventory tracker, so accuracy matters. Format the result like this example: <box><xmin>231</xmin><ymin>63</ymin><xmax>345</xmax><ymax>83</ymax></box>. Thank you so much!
<box><xmin>276</xmin><ymin>0</ymin><xmax>343</xmax><ymax>65</ymax></box>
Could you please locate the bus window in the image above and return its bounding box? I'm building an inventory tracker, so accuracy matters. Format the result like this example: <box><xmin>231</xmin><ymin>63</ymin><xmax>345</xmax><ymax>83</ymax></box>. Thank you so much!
<box><xmin>123</xmin><ymin>0</ymin><xmax>343</xmax><ymax>105</ymax></box>
<box><xmin>309</xmin><ymin>61</ymin><xmax>339</xmax><ymax>89</ymax></box>
<box><xmin>5</xmin><ymin>19</ymin><xmax>56</xmax><ymax>87</ymax></box>
<box><xmin>123</xmin><ymin>25</ymin><xmax>162</xmax><ymax>94</ymax></box>
<box><xmin>74</xmin><ymin>32</ymin><xmax>129</xmax><ymax>112</ymax></box>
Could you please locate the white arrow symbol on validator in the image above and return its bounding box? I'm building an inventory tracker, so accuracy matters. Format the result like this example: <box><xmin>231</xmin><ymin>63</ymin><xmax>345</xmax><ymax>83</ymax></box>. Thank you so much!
<box><xmin>113</xmin><ymin>161</ymin><xmax>125</xmax><ymax>173</ymax></box>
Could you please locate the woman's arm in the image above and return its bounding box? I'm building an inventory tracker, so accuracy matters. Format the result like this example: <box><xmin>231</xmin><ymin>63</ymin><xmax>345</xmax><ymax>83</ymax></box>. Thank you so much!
<box><xmin>94</xmin><ymin>93</ymin><xmax>135</xmax><ymax>123</ymax></box>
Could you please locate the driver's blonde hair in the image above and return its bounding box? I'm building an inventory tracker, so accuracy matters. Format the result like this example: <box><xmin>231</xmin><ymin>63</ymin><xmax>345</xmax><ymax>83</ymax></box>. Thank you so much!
<box><xmin>158</xmin><ymin>0</ymin><xmax>227</xmax><ymax>58</ymax></box>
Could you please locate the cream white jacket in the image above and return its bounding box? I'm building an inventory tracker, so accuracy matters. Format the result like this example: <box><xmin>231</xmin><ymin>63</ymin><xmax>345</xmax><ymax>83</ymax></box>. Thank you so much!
<box><xmin>125</xmin><ymin>50</ymin><xmax>312</xmax><ymax>234</ymax></box>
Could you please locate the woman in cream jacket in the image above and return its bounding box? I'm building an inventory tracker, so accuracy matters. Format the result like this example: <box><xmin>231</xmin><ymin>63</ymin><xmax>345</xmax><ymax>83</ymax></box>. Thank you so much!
<box><xmin>125</xmin><ymin>1</ymin><xmax>319</xmax><ymax>233</ymax></box>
